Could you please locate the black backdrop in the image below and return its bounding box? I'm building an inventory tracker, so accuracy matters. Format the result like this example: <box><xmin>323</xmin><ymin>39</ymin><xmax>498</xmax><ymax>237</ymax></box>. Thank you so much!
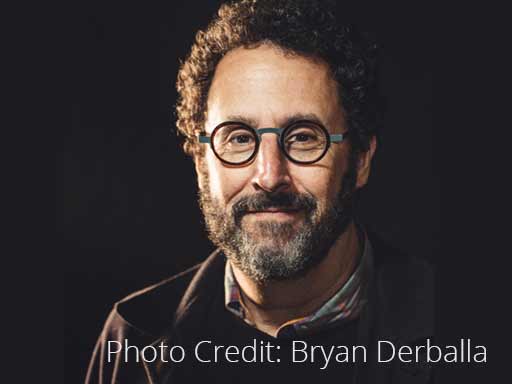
<box><xmin>63</xmin><ymin>1</ymin><xmax>443</xmax><ymax>382</ymax></box>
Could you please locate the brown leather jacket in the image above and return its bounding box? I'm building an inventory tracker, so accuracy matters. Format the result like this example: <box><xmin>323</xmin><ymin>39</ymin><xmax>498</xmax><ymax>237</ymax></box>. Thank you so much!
<box><xmin>85</xmin><ymin>234</ymin><xmax>435</xmax><ymax>384</ymax></box>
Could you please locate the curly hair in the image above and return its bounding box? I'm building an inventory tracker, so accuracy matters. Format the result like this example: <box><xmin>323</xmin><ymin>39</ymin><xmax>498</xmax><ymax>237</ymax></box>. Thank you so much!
<box><xmin>176</xmin><ymin>0</ymin><xmax>378</xmax><ymax>158</ymax></box>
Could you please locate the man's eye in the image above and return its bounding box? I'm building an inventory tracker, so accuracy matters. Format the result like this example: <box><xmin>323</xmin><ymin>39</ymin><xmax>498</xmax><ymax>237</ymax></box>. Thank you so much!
<box><xmin>229</xmin><ymin>133</ymin><xmax>253</xmax><ymax>144</ymax></box>
<box><xmin>292</xmin><ymin>134</ymin><xmax>314</xmax><ymax>142</ymax></box>
<box><xmin>288</xmin><ymin>133</ymin><xmax>317</xmax><ymax>143</ymax></box>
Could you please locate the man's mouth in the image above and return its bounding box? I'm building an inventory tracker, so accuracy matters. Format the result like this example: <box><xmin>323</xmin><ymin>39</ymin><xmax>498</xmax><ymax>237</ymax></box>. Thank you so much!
<box><xmin>244</xmin><ymin>207</ymin><xmax>302</xmax><ymax>220</ymax></box>
<box><xmin>246</xmin><ymin>207</ymin><xmax>299</xmax><ymax>213</ymax></box>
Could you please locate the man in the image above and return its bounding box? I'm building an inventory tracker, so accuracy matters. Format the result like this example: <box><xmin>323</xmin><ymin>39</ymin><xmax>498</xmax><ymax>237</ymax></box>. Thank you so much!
<box><xmin>86</xmin><ymin>0</ymin><xmax>434</xmax><ymax>383</ymax></box>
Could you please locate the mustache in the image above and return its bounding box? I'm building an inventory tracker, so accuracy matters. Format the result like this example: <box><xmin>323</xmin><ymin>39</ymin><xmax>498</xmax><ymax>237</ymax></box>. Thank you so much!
<box><xmin>232</xmin><ymin>191</ymin><xmax>317</xmax><ymax>222</ymax></box>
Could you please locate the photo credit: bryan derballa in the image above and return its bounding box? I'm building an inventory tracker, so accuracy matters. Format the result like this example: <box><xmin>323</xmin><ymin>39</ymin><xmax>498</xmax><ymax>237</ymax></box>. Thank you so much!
<box><xmin>107</xmin><ymin>338</ymin><xmax>487</xmax><ymax>369</ymax></box>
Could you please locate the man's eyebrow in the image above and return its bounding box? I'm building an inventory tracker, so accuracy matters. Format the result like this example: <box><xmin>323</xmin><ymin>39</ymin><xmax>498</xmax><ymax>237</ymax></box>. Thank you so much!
<box><xmin>279</xmin><ymin>113</ymin><xmax>326</xmax><ymax>127</ymax></box>
<box><xmin>223</xmin><ymin>115</ymin><xmax>259</xmax><ymax>127</ymax></box>
<box><xmin>221</xmin><ymin>113</ymin><xmax>326</xmax><ymax>128</ymax></box>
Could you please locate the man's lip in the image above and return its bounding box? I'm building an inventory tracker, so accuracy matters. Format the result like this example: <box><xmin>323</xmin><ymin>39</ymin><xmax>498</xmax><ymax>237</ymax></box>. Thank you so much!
<box><xmin>246</xmin><ymin>208</ymin><xmax>299</xmax><ymax>213</ymax></box>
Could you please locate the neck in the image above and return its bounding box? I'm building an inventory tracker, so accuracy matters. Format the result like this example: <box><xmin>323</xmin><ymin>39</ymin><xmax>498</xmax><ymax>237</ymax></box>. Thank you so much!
<box><xmin>231</xmin><ymin>220</ymin><xmax>361</xmax><ymax>337</ymax></box>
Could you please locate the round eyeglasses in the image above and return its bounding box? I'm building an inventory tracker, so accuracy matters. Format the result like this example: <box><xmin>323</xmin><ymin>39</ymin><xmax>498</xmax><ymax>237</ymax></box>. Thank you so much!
<box><xmin>198</xmin><ymin>120</ymin><xmax>347</xmax><ymax>166</ymax></box>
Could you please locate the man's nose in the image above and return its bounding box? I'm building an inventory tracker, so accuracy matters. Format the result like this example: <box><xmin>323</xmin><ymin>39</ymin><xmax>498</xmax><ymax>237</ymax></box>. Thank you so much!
<box><xmin>251</xmin><ymin>135</ymin><xmax>291</xmax><ymax>193</ymax></box>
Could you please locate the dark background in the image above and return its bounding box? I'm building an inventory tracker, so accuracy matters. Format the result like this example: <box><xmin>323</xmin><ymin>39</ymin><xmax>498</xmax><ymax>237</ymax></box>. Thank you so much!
<box><xmin>63</xmin><ymin>1</ymin><xmax>498</xmax><ymax>383</ymax></box>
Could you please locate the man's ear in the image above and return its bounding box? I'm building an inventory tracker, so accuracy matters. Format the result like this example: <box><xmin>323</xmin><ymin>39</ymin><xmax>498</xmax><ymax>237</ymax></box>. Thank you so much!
<box><xmin>355</xmin><ymin>136</ymin><xmax>377</xmax><ymax>189</ymax></box>
<box><xmin>194</xmin><ymin>154</ymin><xmax>207</xmax><ymax>191</ymax></box>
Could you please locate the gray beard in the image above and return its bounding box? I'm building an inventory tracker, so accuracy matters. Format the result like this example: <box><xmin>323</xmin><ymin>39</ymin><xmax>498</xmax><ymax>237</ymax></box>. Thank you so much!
<box><xmin>224</xmin><ymin>217</ymin><xmax>339</xmax><ymax>282</ymax></box>
<box><xmin>197</xmin><ymin>153</ymin><xmax>357</xmax><ymax>283</ymax></box>
<box><xmin>199</xmin><ymin>187</ymin><xmax>354</xmax><ymax>283</ymax></box>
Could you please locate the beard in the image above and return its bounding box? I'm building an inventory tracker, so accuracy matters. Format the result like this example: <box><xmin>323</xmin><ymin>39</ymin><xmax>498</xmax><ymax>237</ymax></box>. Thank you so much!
<box><xmin>198</xmin><ymin>160</ymin><xmax>357</xmax><ymax>283</ymax></box>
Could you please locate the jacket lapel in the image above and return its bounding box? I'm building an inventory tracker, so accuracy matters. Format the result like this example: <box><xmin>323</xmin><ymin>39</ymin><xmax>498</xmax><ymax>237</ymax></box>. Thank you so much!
<box><xmin>142</xmin><ymin>250</ymin><xmax>226</xmax><ymax>383</ymax></box>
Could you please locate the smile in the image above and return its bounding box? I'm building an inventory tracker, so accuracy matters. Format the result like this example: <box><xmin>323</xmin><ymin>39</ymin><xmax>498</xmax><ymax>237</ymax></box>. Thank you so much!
<box><xmin>247</xmin><ymin>207</ymin><xmax>298</xmax><ymax>213</ymax></box>
<box><xmin>244</xmin><ymin>208</ymin><xmax>301</xmax><ymax>220</ymax></box>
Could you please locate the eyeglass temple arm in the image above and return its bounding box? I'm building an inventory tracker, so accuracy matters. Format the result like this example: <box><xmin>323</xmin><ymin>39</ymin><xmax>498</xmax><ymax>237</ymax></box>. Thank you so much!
<box><xmin>330</xmin><ymin>133</ymin><xmax>345</xmax><ymax>142</ymax></box>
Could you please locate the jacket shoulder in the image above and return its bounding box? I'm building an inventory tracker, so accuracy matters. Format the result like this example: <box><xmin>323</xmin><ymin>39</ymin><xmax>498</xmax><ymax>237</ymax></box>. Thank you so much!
<box><xmin>85</xmin><ymin>263</ymin><xmax>203</xmax><ymax>384</ymax></box>
<box><xmin>368</xmin><ymin>231</ymin><xmax>435</xmax><ymax>341</ymax></box>
<box><xmin>369</xmin><ymin>231</ymin><xmax>434</xmax><ymax>291</ymax></box>
<box><xmin>113</xmin><ymin>262</ymin><xmax>203</xmax><ymax>337</ymax></box>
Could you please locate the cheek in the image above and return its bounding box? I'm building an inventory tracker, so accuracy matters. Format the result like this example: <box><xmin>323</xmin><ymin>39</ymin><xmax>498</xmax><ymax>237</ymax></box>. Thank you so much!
<box><xmin>205</xmin><ymin>152</ymin><xmax>251</xmax><ymax>203</ymax></box>
<box><xmin>290</xmin><ymin>166</ymin><xmax>338</xmax><ymax>201</ymax></box>
<box><xmin>289</xmin><ymin>151</ymin><xmax>348</xmax><ymax>204</ymax></box>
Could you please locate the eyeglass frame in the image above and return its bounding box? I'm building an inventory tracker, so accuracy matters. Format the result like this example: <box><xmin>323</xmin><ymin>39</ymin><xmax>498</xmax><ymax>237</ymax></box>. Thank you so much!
<box><xmin>197</xmin><ymin>120</ymin><xmax>348</xmax><ymax>166</ymax></box>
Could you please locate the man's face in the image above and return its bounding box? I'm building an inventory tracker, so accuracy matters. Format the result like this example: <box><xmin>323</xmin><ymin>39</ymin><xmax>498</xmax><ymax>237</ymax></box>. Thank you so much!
<box><xmin>196</xmin><ymin>45</ymin><xmax>371</xmax><ymax>282</ymax></box>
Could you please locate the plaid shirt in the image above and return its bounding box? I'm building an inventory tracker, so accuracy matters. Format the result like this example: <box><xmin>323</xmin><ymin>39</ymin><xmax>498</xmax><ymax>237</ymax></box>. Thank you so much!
<box><xmin>224</xmin><ymin>229</ymin><xmax>372</xmax><ymax>338</ymax></box>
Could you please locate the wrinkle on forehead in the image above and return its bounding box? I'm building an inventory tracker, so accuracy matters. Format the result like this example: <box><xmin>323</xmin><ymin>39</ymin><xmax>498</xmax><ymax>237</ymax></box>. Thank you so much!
<box><xmin>205</xmin><ymin>45</ymin><xmax>345</xmax><ymax>134</ymax></box>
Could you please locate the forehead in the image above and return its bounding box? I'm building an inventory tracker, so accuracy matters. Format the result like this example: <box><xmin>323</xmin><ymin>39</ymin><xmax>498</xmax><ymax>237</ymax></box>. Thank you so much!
<box><xmin>205</xmin><ymin>44</ymin><xmax>344</xmax><ymax>132</ymax></box>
